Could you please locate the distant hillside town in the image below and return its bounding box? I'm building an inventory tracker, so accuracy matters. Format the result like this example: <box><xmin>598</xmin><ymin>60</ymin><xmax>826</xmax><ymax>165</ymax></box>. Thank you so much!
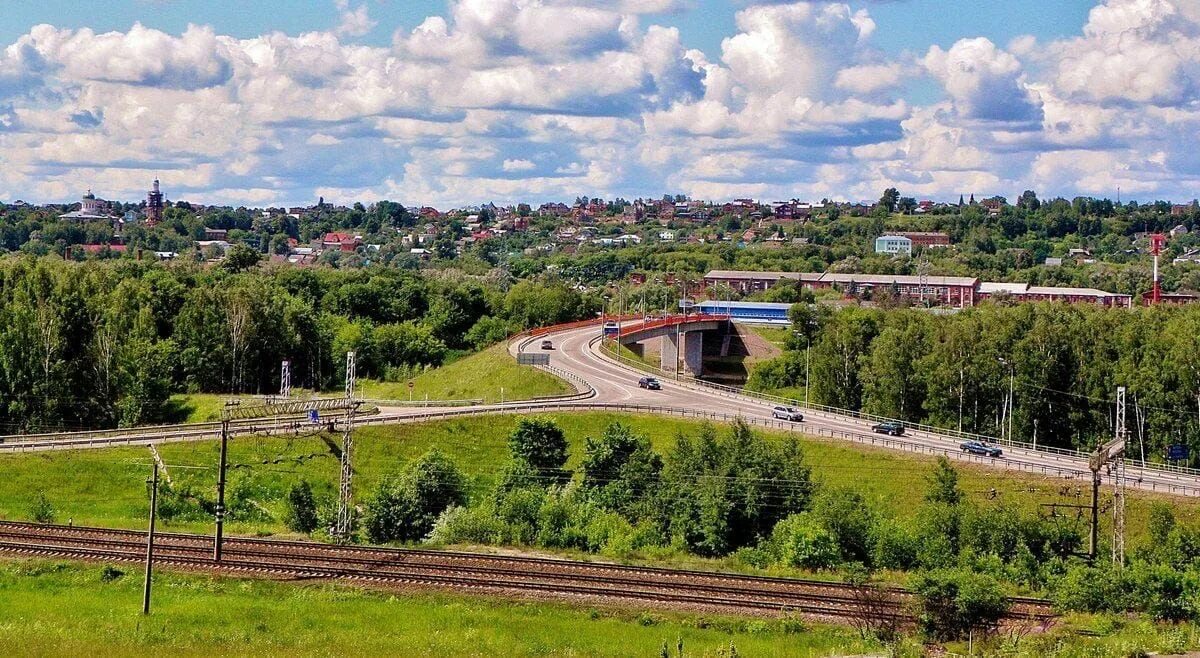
<box><xmin>2</xmin><ymin>182</ymin><xmax>1199</xmax><ymax>306</ymax></box>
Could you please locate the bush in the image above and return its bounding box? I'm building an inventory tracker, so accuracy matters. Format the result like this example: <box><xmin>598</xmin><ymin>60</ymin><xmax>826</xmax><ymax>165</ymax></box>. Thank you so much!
<box><xmin>1051</xmin><ymin>563</ymin><xmax>1131</xmax><ymax>614</ymax></box>
<box><xmin>364</xmin><ymin>449</ymin><xmax>468</xmax><ymax>543</ymax></box>
<box><xmin>812</xmin><ymin>489</ymin><xmax>875</xmax><ymax>565</ymax></box>
<box><xmin>427</xmin><ymin>505</ymin><xmax>506</xmax><ymax>545</ymax></box>
<box><xmin>508</xmin><ymin>418</ymin><xmax>570</xmax><ymax>482</ymax></box>
<box><xmin>285</xmin><ymin>480</ymin><xmax>319</xmax><ymax>534</ymax></box>
<box><xmin>770</xmin><ymin>513</ymin><xmax>840</xmax><ymax>570</ymax></box>
<box><xmin>871</xmin><ymin>519</ymin><xmax>919</xmax><ymax>571</ymax></box>
<box><xmin>912</xmin><ymin>569</ymin><xmax>1009</xmax><ymax>641</ymax></box>
<box><xmin>579</xmin><ymin>423</ymin><xmax>662</xmax><ymax>518</ymax></box>
<box><xmin>28</xmin><ymin>491</ymin><xmax>55</xmax><ymax>524</ymax></box>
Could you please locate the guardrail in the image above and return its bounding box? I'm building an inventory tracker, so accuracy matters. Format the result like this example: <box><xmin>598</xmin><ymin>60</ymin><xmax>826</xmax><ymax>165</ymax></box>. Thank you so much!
<box><xmin>350</xmin><ymin>403</ymin><xmax>1200</xmax><ymax>498</ymax></box>
<box><xmin>4</xmin><ymin>395</ymin><xmax>1197</xmax><ymax>497</ymax></box>
<box><xmin>595</xmin><ymin>337</ymin><xmax>1200</xmax><ymax>484</ymax></box>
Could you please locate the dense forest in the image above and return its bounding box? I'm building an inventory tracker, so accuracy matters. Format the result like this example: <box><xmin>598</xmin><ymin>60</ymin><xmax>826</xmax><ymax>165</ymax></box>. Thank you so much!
<box><xmin>749</xmin><ymin>300</ymin><xmax>1200</xmax><ymax>462</ymax></box>
<box><xmin>0</xmin><ymin>256</ymin><xmax>597</xmax><ymax>432</ymax></box>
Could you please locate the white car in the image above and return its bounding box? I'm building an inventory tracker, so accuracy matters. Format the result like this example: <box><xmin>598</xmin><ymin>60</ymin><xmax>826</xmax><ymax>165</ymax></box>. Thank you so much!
<box><xmin>772</xmin><ymin>406</ymin><xmax>804</xmax><ymax>422</ymax></box>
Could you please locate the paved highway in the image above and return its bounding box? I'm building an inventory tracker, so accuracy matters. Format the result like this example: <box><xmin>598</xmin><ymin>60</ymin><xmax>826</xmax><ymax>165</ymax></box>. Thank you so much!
<box><xmin>529</xmin><ymin>322</ymin><xmax>1200</xmax><ymax>498</ymax></box>
<box><xmin>3</xmin><ymin>319</ymin><xmax>1197</xmax><ymax>497</ymax></box>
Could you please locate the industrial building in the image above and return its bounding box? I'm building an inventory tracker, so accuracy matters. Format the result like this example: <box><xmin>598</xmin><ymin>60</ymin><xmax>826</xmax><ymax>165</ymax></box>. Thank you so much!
<box><xmin>703</xmin><ymin>270</ymin><xmax>1134</xmax><ymax>308</ymax></box>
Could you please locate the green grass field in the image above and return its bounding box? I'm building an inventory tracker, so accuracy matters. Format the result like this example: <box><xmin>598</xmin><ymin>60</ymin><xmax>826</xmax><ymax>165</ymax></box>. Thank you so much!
<box><xmin>358</xmin><ymin>343</ymin><xmax>572</xmax><ymax>403</ymax></box>
<box><xmin>0</xmin><ymin>560</ymin><xmax>877</xmax><ymax>657</ymax></box>
<box><xmin>1</xmin><ymin>560</ymin><xmax>1194</xmax><ymax>657</ymax></box>
<box><xmin>1</xmin><ymin>412</ymin><xmax>1195</xmax><ymax>559</ymax></box>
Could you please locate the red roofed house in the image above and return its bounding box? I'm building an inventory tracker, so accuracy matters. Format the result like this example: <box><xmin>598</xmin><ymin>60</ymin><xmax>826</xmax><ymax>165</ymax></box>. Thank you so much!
<box><xmin>323</xmin><ymin>232</ymin><xmax>362</xmax><ymax>252</ymax></box>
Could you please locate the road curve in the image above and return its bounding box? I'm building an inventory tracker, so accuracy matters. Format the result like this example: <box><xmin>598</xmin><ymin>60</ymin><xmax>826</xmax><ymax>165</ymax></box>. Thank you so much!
<box><xmin>528</xmin><ymin>322</ymin><xmax>1200</xmax><ymax>498</ymax></box>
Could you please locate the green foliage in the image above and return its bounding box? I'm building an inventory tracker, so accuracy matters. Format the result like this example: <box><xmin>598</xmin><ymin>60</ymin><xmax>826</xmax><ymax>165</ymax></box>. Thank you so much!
<box><xmin>579</xmin><ymin>423</ymin><xmax>663</xmax><ymax>517</ymax></box>
<box><xmin>220</xmin><ymin>243</ymin><xmax>262</xmax><ymax>273</ymax></box>
<box><xmin>926</xmin><ymin>457</ymin><xmax>964</xmax><ymax>505</ymax></box>
<box><xmin>284</xmin><ymin>481</ymin><xmax>319</xmax><ymax>534</ymax></box>
<box><xmin>658</xmin><ymin>420</ymin><xmax>814</xmax><ymax>556</ymax></box>
<box><xmin>364</xmin><ymin>450</ymin><xmax>468</xmax><ymax>543</ymax></box>
<box><xmin>508</xmin><ymin>418</ymin><xmax>570</xmax><ymax>482</ymax></box>
<box><xmin>28</xmin><ymin>491</ymin><xmax>55</xmax><ymax>524</ymax></box>
<box><xmin>770</xmin><ymin>513</ymin><xmax>840</xmax><ymax>570</ymax></box>
<box><xmin>912</xmin><ymin>569</ymin><xmax>1009</xmax><ymax>641</ymax></box>
<box><xmin>812</xmin><ymin>489</ymin><xmax>877</xmax><ymax>565</ymax></box>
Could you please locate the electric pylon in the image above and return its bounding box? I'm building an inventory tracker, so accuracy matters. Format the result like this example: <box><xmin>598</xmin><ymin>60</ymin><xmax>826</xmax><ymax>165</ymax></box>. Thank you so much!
<box><xmin>334</xmin><ymin>351</ymin><xmax>356</xmax><ymax>543</ymax></box>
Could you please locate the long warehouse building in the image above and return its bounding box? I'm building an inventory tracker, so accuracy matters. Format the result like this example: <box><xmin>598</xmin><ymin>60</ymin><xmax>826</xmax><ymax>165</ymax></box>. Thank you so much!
<box><xmin>702</xmin><ymin>270</ymin><xmax>1134</xmax><ymax>308</ymax></box>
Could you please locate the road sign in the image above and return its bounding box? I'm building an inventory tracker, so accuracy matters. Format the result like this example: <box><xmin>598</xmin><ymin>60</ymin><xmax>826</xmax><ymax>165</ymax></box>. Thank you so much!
<box><xmin>408</xmin><ymin>380</ymin><xmax>414</xmax><ymax>389</ymax></box>
<box><xmin>518</xmin><ymin>353</ymin><xmax>550</xmax><ymax>366</ymax></box>
<box><xmin>1168</xmin><ymin>444</ymin><xmax>1189</xmax><ymax>461</ymax></box>
<box><xmin>308</xmin><ymin>409</ymin><xmax>319</xmax><ymax>424</ymax></box>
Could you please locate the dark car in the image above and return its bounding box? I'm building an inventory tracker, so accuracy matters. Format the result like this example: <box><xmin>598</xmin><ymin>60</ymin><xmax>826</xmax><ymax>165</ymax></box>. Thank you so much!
<box><xmin>638</xmin><ymin>377</ymin><xmax>661</xmax><ymax>390</ymax></box>
<box><xmin>540</xmin><ymin>340</ymin><xmax>554</xmax><ymax>350</ymax></box>
<box><xmin>871</xmin><ymin>421</ymin><xmax>905</xmax><ymax>436</ymax></box>
<box><xmin>960</xmin><ymin>440</ymin><xmax>1003</xmax><ymax>458</ymax></box>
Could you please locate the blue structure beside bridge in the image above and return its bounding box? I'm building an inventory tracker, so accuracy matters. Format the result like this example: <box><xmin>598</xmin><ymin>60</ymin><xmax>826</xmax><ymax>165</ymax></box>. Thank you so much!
<box><xmin>696</xmin><ymin>300</ymin><xmax>792</xmax><ymax>324</ymax></box>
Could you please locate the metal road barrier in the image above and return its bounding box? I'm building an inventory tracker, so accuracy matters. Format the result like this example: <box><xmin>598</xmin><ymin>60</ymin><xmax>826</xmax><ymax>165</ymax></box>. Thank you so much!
<box><xmin>596</xmin><ymin>335</ymin><xmax>1200</xmax><ymax>486</ymax></box>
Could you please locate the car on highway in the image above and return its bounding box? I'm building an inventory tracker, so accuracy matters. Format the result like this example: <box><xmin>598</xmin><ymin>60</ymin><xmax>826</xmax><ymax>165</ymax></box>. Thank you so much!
<box><xmin>540</xmin><ymin>340</ymin><xmax>554</xmax><ymax>350</ymax></box>
<box><xmin>772</xmin><ymin>406</ymin><xmax>804</xmax><ymax>422</ymax></box>
<box><xmin>638</xmin><ymin>376</ymin><xmax>661</xmax><ymax>390</ymax></box>
<box><xmin>871</xmin><ymin>421</ymin><xmax>906</xmax><ymax>436</ymax></box>
<box><xmin>960</xmin><ymin>440</ymin><xmax>1003</xmax><ymax>458</ymax></box>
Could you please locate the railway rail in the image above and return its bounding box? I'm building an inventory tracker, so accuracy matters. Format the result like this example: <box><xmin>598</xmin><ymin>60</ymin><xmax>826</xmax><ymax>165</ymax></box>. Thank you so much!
<box><xmin>0</xmin><ymin>521</ymin><xmax>1055</xmax><ymax>624</ymax></box>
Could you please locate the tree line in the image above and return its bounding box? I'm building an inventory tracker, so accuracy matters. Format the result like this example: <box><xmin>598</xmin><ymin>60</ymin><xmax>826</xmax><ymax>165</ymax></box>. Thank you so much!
<box><xmin>748</xmin><ymin>302</ymin><xmax>1200</xmax><ymax>462</ymax></box>
<box><xmin>0</xmin><ymin>256</ymin><xmax>597</xmax><ymax>431</ymax></box>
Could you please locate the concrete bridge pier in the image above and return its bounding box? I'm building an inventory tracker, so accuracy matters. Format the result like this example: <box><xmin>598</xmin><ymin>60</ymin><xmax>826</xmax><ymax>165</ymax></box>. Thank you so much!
<box><xmin>660</xmin><ymin>330</ymin><xmax>703</xmax><ymax>377</ymax></box>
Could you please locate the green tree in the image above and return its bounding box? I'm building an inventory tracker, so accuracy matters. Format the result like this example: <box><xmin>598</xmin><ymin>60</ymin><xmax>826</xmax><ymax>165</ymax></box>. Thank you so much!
<box><xmin>926</xmin><ymin>457</ymin><xmax>964</xmax><ymax>505</ymax></box>
<box><xmin>912</xmin><ymin>569</ymin><xmax>1008</xmax><ymax>641</ymax></box>
<box><xmin>879</xmin><ymin>188</ymin><xmax>900</xmax><ymax>213</ymax></box>
<box><xmin>579</xmin><ymin>422</ymin><xmax>663</xmax><ymax>518</ymax></box>
<box><xmin>285</xmin><ymin>480</ymin><xmax>319</xmax><ymax>534</ymax></box>
<box><xmin>508</xmin><ymin>418</ymin><xmax>570</xmax><ymax>482</ymax></box>
<box><xmin>364</xmin><ymin>449</ymin><xmax>468</xmax><ymax>543</ymax></box>
<box><xmin>221</xmin><ymin>243</ymin><xmax>262</xmax><ymax>273</ymax></box>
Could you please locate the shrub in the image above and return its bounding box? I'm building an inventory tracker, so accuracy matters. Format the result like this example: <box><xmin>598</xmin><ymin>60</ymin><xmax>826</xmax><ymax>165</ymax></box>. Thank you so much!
<box><xmin>364</xmin><ymin>449</ymin><xmax>468</xmax><ymax>543</ymax></box>
<box><xmin>284</xmin><ymin>480</ymin><xmax>319</xmax><ymax>534</ymax></box>
<box><xmin>871</xmin><ymin>519</ymin><xmax>919</xmax><ymax>571</ymax></box>
<box><xmin>912</xmin><ymin>569</ymin><xmax>1009</xmax><ymax>641</ymax></box>
<box><xmin>770</xmin><ymin>513</ymin><xmax>840</xmax><ymax>570</ymax></box>
<box><xmin>427</xmin><ymin>505</ymin><xmax>506</xmax><ymax>545</ymax></box>
<box><xmin>29</xmin><ymin>491</ymin><xmax>55</xmax><ymax>524</ymax></box>
<box><xmin>1050</xmin><ymin>564</ymin><xmax>1132</xmax><ymax>615</ymax></box>
<box><xmin>812</xmin><ymin>489</ymin><xmax>876</xmax><ymax>565</ymax></box>
<box><xmin>508</xmin><ymin>418</ymin><xmax>570</xmax><ymax>482</ymax></box>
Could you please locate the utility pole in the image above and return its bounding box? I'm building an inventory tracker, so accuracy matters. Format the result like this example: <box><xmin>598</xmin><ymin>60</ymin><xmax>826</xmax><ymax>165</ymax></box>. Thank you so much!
<box><xmin>143</xmin><ymin>460</ymin><xmax>159</xmax><ymax>615</ymax></box>
<box><xmin>334</xmin><ymin>351</ymin><xmax>356</xmax><ymax>543</ymax></box>
<box><xmin>214</xmin><ymin>399</ymin><xmax>238</xmax><ymax>562</ymax></box>
<box><xmin>1087</xmin><ymin>392</ymin><xmax>1127</xmax><ymax>563</ymax></box>
<box><xmin>1113</xmin><ymin>386</ymin><xmax>1127</xmax><ymax>566</ymax></box>
<box><xmin>281</xmin><ymin>360</ymin><xmax>291</xmax><ymax>398</ymax></box>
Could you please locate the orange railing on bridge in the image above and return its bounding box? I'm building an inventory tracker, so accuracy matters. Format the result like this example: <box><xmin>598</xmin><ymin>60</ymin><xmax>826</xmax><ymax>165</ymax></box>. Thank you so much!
<box><xmin>615</xmin><ymin>313</ymin><xmax>731</xmax><ymax>336</ymax></box>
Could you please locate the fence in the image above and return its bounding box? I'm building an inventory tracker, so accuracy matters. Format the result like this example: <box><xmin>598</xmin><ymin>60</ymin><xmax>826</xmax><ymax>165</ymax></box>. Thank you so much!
<box><xmin>596</xmin><ymin>337</ymin><xmax>1200</xmax><ymax>489</ymax></box>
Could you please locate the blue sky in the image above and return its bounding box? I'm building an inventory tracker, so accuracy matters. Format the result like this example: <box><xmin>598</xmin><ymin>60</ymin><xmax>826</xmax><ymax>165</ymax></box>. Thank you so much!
<box><xmin>0</xmin><ymin>0</ymin><xmax>1195</xmax><ymax>207</ymax></box>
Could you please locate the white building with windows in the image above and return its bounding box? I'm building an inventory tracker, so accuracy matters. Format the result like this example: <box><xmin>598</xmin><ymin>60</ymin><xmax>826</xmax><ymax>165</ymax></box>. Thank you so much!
<box><xmin>874</xmin><ymin>235</ymin><xmax>913</xmax><ymax>255</ymax></box>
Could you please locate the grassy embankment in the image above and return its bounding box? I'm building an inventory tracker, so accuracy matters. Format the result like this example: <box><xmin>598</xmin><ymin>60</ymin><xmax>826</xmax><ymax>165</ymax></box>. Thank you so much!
<box><xmin>0</xmin><ymin>412</ymin><xmax>1194</xmax><ymax>555</ymax></box>
<box><xmin>0</xmin><ymin>560</ymin><xmax>875</xmax><ymax>658</ymax></box>
<box><xmin>741</xmin><ymin>325</ymin><xmax>808</xmax><ymax>401</ymax></box>
<box><xmin>167</xmin><ymin>344</ymin><xmax>573</xmax><ymax>422</ymax></box>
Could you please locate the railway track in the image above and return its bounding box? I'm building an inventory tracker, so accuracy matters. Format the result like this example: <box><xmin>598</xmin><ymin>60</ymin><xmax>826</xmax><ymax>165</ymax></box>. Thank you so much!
<box><xmin>0</xmin><ymin>521</ymin><xmax>1055</xmax><ymax>623</ymax></box>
